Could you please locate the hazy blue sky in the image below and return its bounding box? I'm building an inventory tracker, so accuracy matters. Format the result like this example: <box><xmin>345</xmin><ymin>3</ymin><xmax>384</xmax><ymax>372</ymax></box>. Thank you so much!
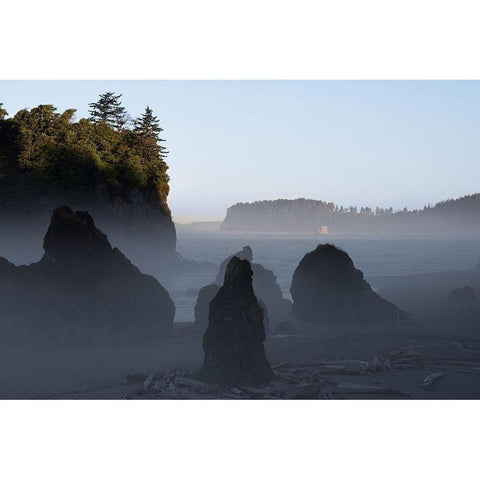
<box><xmin>1</xmin><ymin>80</ymin><xmax>479</xmax><ymax>221</ymax></box>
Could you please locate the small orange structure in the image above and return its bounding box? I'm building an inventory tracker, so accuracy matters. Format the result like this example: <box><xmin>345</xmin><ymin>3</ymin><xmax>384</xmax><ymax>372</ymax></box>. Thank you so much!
<box><xmin>316</xmin><ymin>226</ymin><xmax>328</xmax><ymax>235</ymax></box>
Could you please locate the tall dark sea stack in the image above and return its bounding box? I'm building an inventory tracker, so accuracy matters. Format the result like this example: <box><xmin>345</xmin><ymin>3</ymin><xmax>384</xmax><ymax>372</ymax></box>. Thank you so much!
<box><xmin>198</xmin><ymin>257</ymin><xmax>274</xmax><ymax>387</ymax></box>
<box><xmin>214</xmin><ymin>246</ymin><xmax>253</xmax><ymax>283</ymax></box>
<box><xmin>0</xmin><ymin>206</ymin><xmax>175</xmax><ymax>342</ymax></box>
<box><xmin>194</xmin><ymin>284</ymin><xmax>221</xmax><ymax>330</ymax></box>
<box><xmin>291</xmin><ymin>244</ymin><xmax>410</xmax><ymax>324</ymax></box>
<box><xmin>213</xmin><ymin>245</ymin><xmax>291</xmax><ymax>320</ymax></box>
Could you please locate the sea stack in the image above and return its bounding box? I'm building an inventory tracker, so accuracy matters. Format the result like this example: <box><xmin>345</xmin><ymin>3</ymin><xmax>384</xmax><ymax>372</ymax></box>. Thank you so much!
<box><xmin>198</xmin><ymin>256</ymin><xmax>274</xmax><ymax>387</ymax></box>
<box><xmin>291</xmin><ymin>244</ymin><xmax>410</xmax><ymax>324</ymax></box>
<box><xmin>0</xmin><ymin>205</ymin><xmax>175</xmax><ymax>342</ymax></box>
<box><xmin>447</xmin><ymin>286</ymin><xmax>477</xmax><ymax>306</ymax></box>
<box><xmin>214</xmin><ymin>245</ymin><xmax>291</xmax><ymax>320</ymax></box>
<box><xmin>214</xmin><ymin>246</ymin><xmax>253</xmax><ymax>283</ymax></box>
<box><xmin>194</xmin><ymin>283</ymin><xmax>221</xmax><ymax>330</ymax></box>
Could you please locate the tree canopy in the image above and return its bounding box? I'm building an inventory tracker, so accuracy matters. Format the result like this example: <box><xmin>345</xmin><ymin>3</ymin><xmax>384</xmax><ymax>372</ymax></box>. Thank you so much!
<box><xmin>0</xmin><ymin>103</ymin><xmax>7</xmax><ymax>120</ymax></box>
<box><xmin>0</xmin><ymin>94</ymin><xmax>170</xmax><ymax>209</ymax></box>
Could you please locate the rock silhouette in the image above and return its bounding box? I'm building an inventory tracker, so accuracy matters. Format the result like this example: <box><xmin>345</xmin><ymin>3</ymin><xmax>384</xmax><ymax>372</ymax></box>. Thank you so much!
<box><xmin>291</xmin><ymin>244</ymin><xmax>410</xmax><ymax>324</ymax></box>
<box><xmin>214</xmin><ymin>246</ymin><xmax>253</xmax><ymax>283</ymax></box>
<box><xmin>214</xmin><ymin>245</ymin><xmax>291</xmax><ymax>320</ymax></box>
<box><xmin>0</xmin><ymin>206</ymin><xmax>175</xmax><ymax>342</ymax></box>
<box><xmin>195</xmin><ymin>284</ymin><xmax>271</xmax><ymax>332</ymax></box>
<box><xmin>447</xmin><ymin>286</ymin><xmax>477</xmax><ymax>305</ymax></box>
<box><xmin>194</xmin><ymin>284</ymin><xmax>221</xmax><ymax>330</ymax></box>
<box><xmin>198</xmin><ymin>256</ymin><xmax>274</xmax><ymax>387</ymax></box>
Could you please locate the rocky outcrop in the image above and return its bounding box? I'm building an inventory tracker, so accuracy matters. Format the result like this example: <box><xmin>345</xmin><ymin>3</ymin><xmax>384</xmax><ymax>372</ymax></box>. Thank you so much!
<box><xmin>198</xmin><ymin>256</ymin><xmax>274</xmax><ymax>387</ymax></box>
<box><xmin>0</xmin><ymin>206</ymin><xmax>175</xmax><ymax>342</ymax></box>
<box><xmin>195</xmin><ymin>284</ymin><xmax>271</xmax><ymax>332</ymax></box>
<box><xmin>447</xmin><ymin>286</ymin><xmax>477</xmax><ymax>305</ymax></box>
<box><xmin>426</xmin><ymin>285</ymin><xmax>480</xmax><ymax>332</ymax></box>
<box><xmin>291</xmin><ymin>244</ymin><xmax>410</xmax><ymax>324</ymax></box>
<box><xmin>214</xmin><ymin>246</ymin><xmax>253</xmax><ymax>283</ymax></box>
<box><xmin>0</xmin><ymin>187</ymin><xmax>178</xmax><ymax>274</ymax></box>
<box><xmin>250</xmin><ymin>263</ymin><xmax>291</xmax><ymax>318</ymax></box>
<box><xmin>214</xmin><ymin>245</ymin><xmax>291</xmax><ymax>320</ymax></box>
<box><xmin>194</xmin><ymin>284</ymin><xmax>221</xmax><ymax>330</ymax></box>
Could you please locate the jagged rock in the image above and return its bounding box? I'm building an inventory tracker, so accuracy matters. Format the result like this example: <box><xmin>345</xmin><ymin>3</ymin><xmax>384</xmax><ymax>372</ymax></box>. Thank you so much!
<box><xmin>258</xmin><ymin>299</ymin><xmax>271</xmax><ymax>330</ymax></box>
<box><xmin>195</xmin><ymin>284</ymin><xmax>271</xmax><ymax>332</ymax></box>
<box><xmin>194</xmin><ymin>284</ymin><xmax>221</xmax><ymax>329</ymax></box>
<box><xmin>291</xmin><ymin>244</ymin><xmax>410</xmax><ymax>324</ymax></box>
<box><xmin>198</xmin><ymin>256</ymin><xmax>274</xmax><ymax>387</ymax></box>
<box><xmin>447</xmin><ymin>286</ymin><xmax>477</xmax><ymax>305</ymax></box>
<box><xmin>214</xmin><ymin>247</ymin><xmax>253</xmax><ymax>284</ymax></box>
<box><xmin>249</xmin><ymin>263</ymin><xmax>292</xmax><ymax>318</ymax></box>
<box><xmin>0</xmin><ymin>183</ymin><xmax>178</xmax><ymax>274</ymax></box>
<box><xmin>0</xmin><ymin>205</ymin><xmax>175</xmax><ymax>342</ymax></box>
<box><xmin>214</xmin><ymin>245</ymin><xmax>291</xmax><ymax>320</ymax></box>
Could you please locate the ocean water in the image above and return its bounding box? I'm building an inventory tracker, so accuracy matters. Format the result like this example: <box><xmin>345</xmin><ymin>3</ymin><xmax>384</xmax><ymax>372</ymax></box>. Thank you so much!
<box><xmin>164</xmin><ymin>233</ymin><xmax>480</xmax><ymax>323</ymax></box>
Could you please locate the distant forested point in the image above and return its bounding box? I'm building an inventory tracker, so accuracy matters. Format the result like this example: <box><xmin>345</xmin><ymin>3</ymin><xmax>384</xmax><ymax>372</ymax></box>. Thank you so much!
<box><xmin>0</xmin><ymin>94</ymin><xmax>170</xmax><ymax>211</ymax></box>
<box><xmin>221</xmin><ymin>196</ymin><xmax>480</xmax><ymax>234</ymax></box>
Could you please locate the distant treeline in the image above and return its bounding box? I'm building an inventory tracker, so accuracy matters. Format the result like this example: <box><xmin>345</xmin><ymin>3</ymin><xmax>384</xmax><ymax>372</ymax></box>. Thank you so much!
<box><xmin>221</xmin><ymin>196</ymin><xmax>480</xmax><ymax>234</ymax></box>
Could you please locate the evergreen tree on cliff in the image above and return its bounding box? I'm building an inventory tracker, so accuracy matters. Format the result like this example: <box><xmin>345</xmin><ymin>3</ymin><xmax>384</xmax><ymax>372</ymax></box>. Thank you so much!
<box><xmin>134</xmin><ymin>106</ymin><xmax>168</xmax><ymax>160</ymax></box>
<box><xmin>0</xmin><ymin>103</ymin><xmax>7</xmax><ymax>120</ymax></box>
<box><xmin>88</xmin><ymin>92</ymin><xmax>128</xmax><ymax>130</ymax></box>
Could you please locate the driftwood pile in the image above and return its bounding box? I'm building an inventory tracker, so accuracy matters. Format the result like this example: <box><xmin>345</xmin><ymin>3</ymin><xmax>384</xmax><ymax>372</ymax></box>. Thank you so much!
<box><xmin>422</xmin><ymin>372</ymin><xmax>444</xmax><ymax>390</ymax></box>
<box><xmin>383</xmin><ymin>350</ymin><xmax>424</xmax><ymax>370</ymax></box>
<box><xmin>124</xmin><ymin>350</ymin><xmax>429</xmax><ymax>399</ymax></box>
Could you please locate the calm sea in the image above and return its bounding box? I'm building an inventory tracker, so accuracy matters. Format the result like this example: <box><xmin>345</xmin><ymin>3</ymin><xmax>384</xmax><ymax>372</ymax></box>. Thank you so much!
<box><xmin>163</xmin><ymin>233</ymin><xmax>480</xmax><ymax>323</ymax></box>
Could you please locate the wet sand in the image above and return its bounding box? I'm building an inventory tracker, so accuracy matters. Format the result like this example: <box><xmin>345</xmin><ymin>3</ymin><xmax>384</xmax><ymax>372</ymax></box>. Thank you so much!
<box><xmin>1</xmin><ymin>321</ymin><xmax>479</xmax><ymax>399</ymax></box>
<box><xmin>1</xmin><ymin>269</ymin><xmax>479</xmax><ymax>400</ymax></box>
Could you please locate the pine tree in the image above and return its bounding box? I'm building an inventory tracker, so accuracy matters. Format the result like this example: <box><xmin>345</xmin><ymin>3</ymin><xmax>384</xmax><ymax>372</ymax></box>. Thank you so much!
<box><xmin>134</xmin><ymin>106</ymin><xmax>168</xmax><ymax>159</ymax></box>
<box><xmin>0</xmin><ymin>103</ymin><xmax>8</xmax><ymax>120</ymax></box>
<box><xmin>88</xmin><ymin>92</ymin><xmax>127</xmax><ymax>130</ymax></box>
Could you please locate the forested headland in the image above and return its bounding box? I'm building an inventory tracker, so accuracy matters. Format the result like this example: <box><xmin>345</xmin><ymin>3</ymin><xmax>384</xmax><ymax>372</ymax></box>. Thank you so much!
<box><xmin>0</xmin><ymin>94</ymin><xmax>177</xmax><ymax>269</ymax></box>
<box><xmin>0</xmin><ymin>93</ymin><xmax>169</xmax><ymax>211</ymax></box>
<box><xmin>221</xmin><ymin>196</ymin><xmax>480</xmax><ymax>234</ymax></box>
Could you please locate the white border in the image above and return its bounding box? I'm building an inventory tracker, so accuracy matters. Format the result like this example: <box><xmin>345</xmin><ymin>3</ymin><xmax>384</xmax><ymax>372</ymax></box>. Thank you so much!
<box><xmin>3</xmin><ymin>0</ymin><xmax>480</xmax><ymax>79</ymax></box>
<box><xmin>1</xmin><ymin>400</ymin><xmax>478</xmax><ymax>480</ymax></box>
<box><xmin>2</xmin><ymin>1</ymin><xmax>480</xmax><ymax>479</ymax></box>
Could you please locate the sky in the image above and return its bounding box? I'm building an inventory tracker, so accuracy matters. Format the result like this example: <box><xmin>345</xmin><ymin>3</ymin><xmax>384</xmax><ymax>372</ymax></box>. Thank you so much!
<box><xmin>1</xmin><ymin>80</ymin><xmax>479</xmax><ymax>222</ymax></box>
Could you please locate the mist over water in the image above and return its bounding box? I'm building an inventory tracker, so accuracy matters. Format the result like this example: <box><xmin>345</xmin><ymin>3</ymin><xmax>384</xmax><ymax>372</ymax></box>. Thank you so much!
<box><xmin>168</xmin><ymin>233</ymin><xmax>480</xmax><ymax>323</ymax></box>
<box><xmin>2</xmin><ymin>230</ymin><xmax>479</xmax><ymax>325</ymax></box>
